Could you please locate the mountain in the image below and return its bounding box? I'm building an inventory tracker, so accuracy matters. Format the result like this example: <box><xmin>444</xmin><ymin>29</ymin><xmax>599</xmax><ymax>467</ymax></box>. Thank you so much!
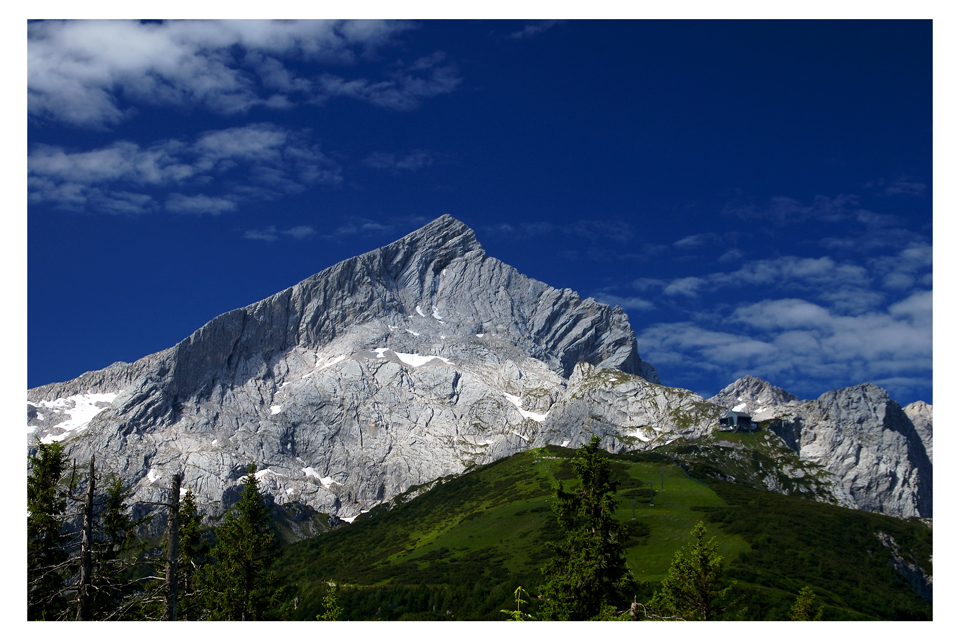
<box><xmin>27</xmin><ymin>215</ymin><xmax>679</xmax><ymax>523</ymax></box>
<box><xmin>709</xmin><ymin>377</ymin><xmax>932</xmax><ymax>519</ymax></box>
<box><xmin>26</xmin><ymin>215</ymin><xmax>932</xmax><ymax>526</ymax></box>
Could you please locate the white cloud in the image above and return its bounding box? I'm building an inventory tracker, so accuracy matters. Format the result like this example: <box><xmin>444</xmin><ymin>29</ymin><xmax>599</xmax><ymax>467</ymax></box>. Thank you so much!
<box><xmin>663</xmin><ymin>277</ymin><xmax>706</xmax><ymax>297</ymax></box>
<box><xmin>636</xmin><ymin>290</ymin><xmax>931</xmax><ymax>399</ymax></box>
<box><xmin>165</xmin><ymin>194</ymin><xmax>237</xmax><ymax>215</ymax></box>
<box><xmin>283</xmin><ymin>226</ymin><xmax>316</xmax><ymax>239</ymax></box>
<box><xmin>28</xmin><ymin>20</ymin><xmax>447</xmax><ymax>128</ymax></box>
<box><xmin>245</xmin><ymin>226</ymin><xmax>278</xmax><ymax>241</ymax></box>
<box><xmin>28</xmin><ymin>123</ymin><xmax>341</xmax><ymax>214</ymax></box>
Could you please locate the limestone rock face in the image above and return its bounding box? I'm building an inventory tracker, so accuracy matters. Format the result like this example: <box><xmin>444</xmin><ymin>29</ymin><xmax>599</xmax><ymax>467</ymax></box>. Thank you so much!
<box><xmin>710</xmin><ymin>376</ymin><xmax>932</xmax><ymax>519</ymax></box>
<box><xmin>903</xmin><ymin>401</ymin><xmax>933</xmax><ymax>464</ymax></box>
<box><xmin>27</xmin><ymin>215</ymin><xmax>665</xmax><ymax>523</ymax></box>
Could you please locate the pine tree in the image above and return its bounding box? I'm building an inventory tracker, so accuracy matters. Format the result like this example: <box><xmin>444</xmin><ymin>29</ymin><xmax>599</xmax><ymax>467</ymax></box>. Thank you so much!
<box><xmin>539</xmin><ymin>435</ymin><xmax>636</xmax><ymax>620</ymax></box>
<box><xmin>27</xmin><ymin>442</ymin><xmax>69</xmax><ymax>620</ymax></box>
<box><xmin>648</xmin><ymin>521</ymin><xmax>737</xmax><ymax>620</ymax></box>
<box><xmin>202</xmin><ymin>464</ymin><xmax>280</xmax><ymax>620</ymax></box>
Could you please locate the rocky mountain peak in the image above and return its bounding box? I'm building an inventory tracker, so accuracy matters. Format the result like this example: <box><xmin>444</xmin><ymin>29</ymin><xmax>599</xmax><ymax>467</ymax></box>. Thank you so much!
<box><xmin>709</xmin><ymin>375</ymin><xmax>800</xmax><ymax>420</ymax></box>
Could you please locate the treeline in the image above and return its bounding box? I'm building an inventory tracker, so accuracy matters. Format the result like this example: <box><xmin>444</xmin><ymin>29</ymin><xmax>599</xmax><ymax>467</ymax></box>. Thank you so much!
<box><xmin>27</xmin><ymin>437</ymin><xmax>838</xmax><ymax>622</ymax></box>
<box><xmin>26</xmin><ymin>442</ymin><xmax>321</xmax><ymax>621</ymax></box>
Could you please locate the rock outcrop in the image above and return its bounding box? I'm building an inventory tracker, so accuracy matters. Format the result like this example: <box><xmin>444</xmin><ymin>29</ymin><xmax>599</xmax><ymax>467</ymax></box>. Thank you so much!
<box><xmin>710</xmin><ymin>377</ymin><xmax>932</xmax><ymax>519</ymax></box>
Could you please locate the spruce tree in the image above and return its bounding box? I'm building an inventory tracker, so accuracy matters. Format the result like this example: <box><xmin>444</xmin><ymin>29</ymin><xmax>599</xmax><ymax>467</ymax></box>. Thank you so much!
<box><xmin>539</xmin><ymin>435</ymin><xmax>636</xmax><ymax>620</ymax></box>
<box><xmin>202</xmin><ymin>464</ymin><xmax>279</xmax><ymax>620</ymax></box>
<box><xmin>89</xmin><ymin>473</ymin><xmax>144</xmax><ymax>619</ymax></box>
<box><xmin>648</xmin><ymin>521</ymin><xmax>737</xmax><ymax>620</ymax></box>
<box><xmin>27</xmin><ymin>442</ymin><xmax>69</xmax><ymax>620</ymax></box>
<box><xmin>175</xmin><ymin>489</ymin><xmax>208</xmax><ymax>619</ymax></box>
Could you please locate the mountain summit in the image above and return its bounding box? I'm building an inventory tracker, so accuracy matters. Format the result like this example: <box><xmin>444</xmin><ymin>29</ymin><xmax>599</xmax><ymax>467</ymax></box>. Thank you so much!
<box><xmin>28</xmin><ymin>216</ymin><xmax>667</xmax><ymax>522</ymax></box>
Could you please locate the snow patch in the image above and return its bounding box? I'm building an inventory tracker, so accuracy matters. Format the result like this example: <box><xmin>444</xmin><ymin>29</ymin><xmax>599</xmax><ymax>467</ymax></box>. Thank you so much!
<box><xmin>732</xmin><ymin>403</ymin><xmax>748</xmax><ymax>413</ymax></box>
<box><xmin>416</xmin><ymin>305</ymin><xmax>426</xmax><ymax>317</ymax></box>
<box><xmin>395</xmin><ymin>352</ymin><xmax>453</xmax><ymax>368</ymax></box>
<box><xmin>476</xmin><ymin>333</ymin><xmax>484</xmax><ymax>338</ymax></box>
<box><xmin>212</xmin><ymin>439</ymin><xmax>218</xmax><ymax>446</ymax></box>
<box><xmin>147</xmin><ymin>469</ymin><xmax>161</xmax><ymax>484</ymax></box>
<box><xmin>255</xmin><ymin>468</ymin><xmax>283</xmax><ymax>481</ymax></box>
<box><xmin>341</xmin><ymin>509</ymin><xmax>369</xmax><ymax>525</ymax></box>
<box><xmin>561</xmin><ymin>440</ymin><xmax>571</xmax><ymax>447</ymax></box>
<box><xmin>36</xmin><ymin>392</ymin><xmax>119</xmax><ymax>444</ymax></box>
<box><xmin>502</xmin><ymin>393</ymin><xmax>548</xmax><ymax>422</ymax></box>
<box><xmin>319</xmin><ymin>355</ymin><xmax>346</xmax><ymax>370</ymax></box>
<box><xmin>270</xmin><ymin>405</ymin><xmax>283</xmax><ymax>415</ymax></box>
<box><xmin>405</xmin><ymin>329</ymin><xmax>421</xmax><ymax>337</ymax></box>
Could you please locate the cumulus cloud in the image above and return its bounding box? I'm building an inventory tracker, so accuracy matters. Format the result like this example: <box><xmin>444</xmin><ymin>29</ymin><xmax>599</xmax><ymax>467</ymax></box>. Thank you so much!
<box><xmin>28</xmin><ymin>123</ymin><xmax>341</xmax><ymax>214</ymax></box>
<box><xmin>28</xmin><ymin>20</ymin><xmax>456</xmax><ymax>128</ymax></box>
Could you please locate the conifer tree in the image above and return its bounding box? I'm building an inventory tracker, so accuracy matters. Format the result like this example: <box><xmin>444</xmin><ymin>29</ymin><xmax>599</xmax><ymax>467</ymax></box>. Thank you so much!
<box><xmin>539</xmin><ymin>435</ymin><xmax>636</xmax><ymax>620</ymax></box>
<box><xmin>648</xmin><ymin>521</ymin><xmax>738</xmax><ymax>621</ymax></box>
<box><xmin>89</xmin><ymin>473</ymin><xmax>145</xmax><ymax>619</ymax></box>
<box><xmin>202</xmin><ymin>464</ymin><xmax>280</xmax><ymax>620</ymax></box>
<box><xmin>174</xmin><ymin>488</ymin><xmax>208</xmax><ymax>620</ymax></box>
<box><xmin>27</xmin><ymin>442</ymin><xmax>69</xmax><ymax>620</ymax></box>
<box><xmin>789</xmin><ymin>585</ymin><xmax>824</xmax><ymax>621</ymax></box>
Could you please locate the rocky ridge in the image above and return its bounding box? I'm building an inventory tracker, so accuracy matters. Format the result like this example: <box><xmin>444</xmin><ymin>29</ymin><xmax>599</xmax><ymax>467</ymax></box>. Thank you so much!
<box><xmin>709</xmin><ymin>377</ymin><xmax>932</xmax><ymax>519</ymax></box>
<box><xmin>28</xmin><ymin>216</ymin><xmax>686</xmax><ymax>523</ymax></box>
<box><xmin>27</xmin><ymin>215</ymin><xmax>932</xmax><ymax>526</ymax></box>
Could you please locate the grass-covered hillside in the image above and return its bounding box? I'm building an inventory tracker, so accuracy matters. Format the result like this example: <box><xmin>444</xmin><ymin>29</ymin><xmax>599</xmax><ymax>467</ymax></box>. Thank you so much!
<box><xmin>276</xmin><ymin>436</ymin><xmax>932</xmax><ymax>621</ymax></box>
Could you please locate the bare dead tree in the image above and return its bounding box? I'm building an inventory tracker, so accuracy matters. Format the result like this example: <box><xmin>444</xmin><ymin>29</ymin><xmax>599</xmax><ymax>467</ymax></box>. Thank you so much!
<box><xmin>65</xmin><ymin>456</ymin><xmax>96</xmax><ymax>621</ymax></box>
<box><xmin>141</xmin><ymin>471</ymin><xmax>183</xmax><ymax>620</ymax></box>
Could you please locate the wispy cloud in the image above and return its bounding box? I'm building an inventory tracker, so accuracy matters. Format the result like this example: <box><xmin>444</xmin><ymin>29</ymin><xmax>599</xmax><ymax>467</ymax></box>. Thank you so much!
<box><xmin>636</xmin><ymin>290</ymin><xmax>931</xmax><ymax>401</ymax></box>
<box><xmin>28</xmin><ymin>20</ymin><xmax>457</xmax><ymax>128</ymax></box>
<box><xmin>864</xmin><ymin>177</ymin><xmax>928</xmax><ymax>197</ymax></box>
<box><xmin>593</xmin><ymin>294</ymin><xmax>656</xmax><ymax>312</ymax></box>
<box><xmin>243</xmin><ymin>225</ymin><xmax>317</xmax><ymax>241</ymax></box>
<box><xmin>28</xmin><ymin>123</ymin><xmax>341</xmax><ymax>214</ymax></box>
<box><xmin>166</xmin><ymin>194</ymin><xmax>238</xmax><ymax>215</ymax></box>
<box><xmin>507</xmin><ymin>21</ymin><xmax>558</xmax><ymax>40</ymax></box>
<box><xmin>362</xmin><ymin>150</ymin><xmax>444</xmax><ymax>173</ymax></box>
<box><xmin>314</xmin><ymin>52</ymin><xmax>460</xmax><ymax>111</ymax></box>
<box><xmin>722</xmin><ymin>193</ymin><xmax>869</xmax><ymax>226</ymax></box>
<box><xmin>630</xmin><ymin>255</ymin><xmax>872</xmax><ymax>305</ymax></box>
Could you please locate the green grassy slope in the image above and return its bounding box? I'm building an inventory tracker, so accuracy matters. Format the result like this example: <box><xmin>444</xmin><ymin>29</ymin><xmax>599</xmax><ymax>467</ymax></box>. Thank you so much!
<box><xmin>275</xmin><ymin>440</ymin><xmax>931</xmax><ymax>621</ymax></box>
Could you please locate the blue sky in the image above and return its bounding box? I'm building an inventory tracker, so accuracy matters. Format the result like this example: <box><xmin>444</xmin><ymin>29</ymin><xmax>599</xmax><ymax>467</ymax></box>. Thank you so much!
<box><xmin>26</xmin><ymin>18</ymin><xmax>934</xmax><ymax>406</ymax></box>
